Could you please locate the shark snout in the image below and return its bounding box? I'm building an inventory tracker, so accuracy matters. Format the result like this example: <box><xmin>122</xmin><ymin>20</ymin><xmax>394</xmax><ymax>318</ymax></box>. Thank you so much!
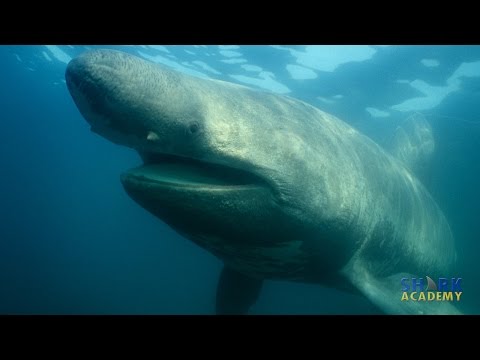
<box><xmin>66</xmin><ymin>50</ymin><xmax>212</xmax><ymax>155</ymax></box>
<box><xmin>66</xmin><ymin>50</ymin><xmax>151</xmax><ymax>139</ymax></box>
<box><xmin>65</xmin><ymin>51</ymin><xmax>121</xmax><ymax>107</ymax></box>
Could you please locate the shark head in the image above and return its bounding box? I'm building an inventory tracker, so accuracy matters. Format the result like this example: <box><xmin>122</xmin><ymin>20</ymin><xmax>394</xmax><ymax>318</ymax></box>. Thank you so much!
<box><xmin>65</xmin><ymin>49</ymin><xmax>322</xmax><ymax>248</ymax></box>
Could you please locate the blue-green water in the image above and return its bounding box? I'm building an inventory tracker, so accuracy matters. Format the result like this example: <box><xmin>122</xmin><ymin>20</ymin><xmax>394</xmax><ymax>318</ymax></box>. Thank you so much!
<box><xmin>1</xmin><ymin>45</ymin><xmax>479</xmax><ymax>314</ymax></box>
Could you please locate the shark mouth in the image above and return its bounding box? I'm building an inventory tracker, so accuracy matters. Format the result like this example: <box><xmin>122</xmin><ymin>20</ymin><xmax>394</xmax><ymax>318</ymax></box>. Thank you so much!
<box><xmin>121</xmin><ymin>152</ymin><xmax>264</xmax><ymax>190</ymax></box>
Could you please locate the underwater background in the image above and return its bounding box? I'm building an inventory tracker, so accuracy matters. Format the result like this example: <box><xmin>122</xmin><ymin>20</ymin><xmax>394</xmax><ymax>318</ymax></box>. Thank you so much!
<box><xmin>0</xmin><ymin>45</ymin><xmax>479</xmax><ymax>314</ymax></box>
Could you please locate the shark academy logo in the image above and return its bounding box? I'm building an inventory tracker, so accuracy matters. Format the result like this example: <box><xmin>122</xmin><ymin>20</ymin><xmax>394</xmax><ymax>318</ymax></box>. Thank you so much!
<box><xmin>401</xmin><ymin>276</ymin><xmax>462</xmax><ymax>302</ymax></box>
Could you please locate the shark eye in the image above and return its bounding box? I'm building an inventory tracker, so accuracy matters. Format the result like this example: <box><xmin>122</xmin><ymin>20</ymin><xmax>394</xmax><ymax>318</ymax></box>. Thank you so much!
<box><xmin>189</xmin><ymin>122</ymin><xmax>200</xmax><ymax>134</ymax></box>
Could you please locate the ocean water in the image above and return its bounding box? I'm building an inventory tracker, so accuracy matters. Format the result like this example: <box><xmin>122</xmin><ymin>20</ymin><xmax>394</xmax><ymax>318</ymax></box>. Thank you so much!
<box><xmin>1</xmin><ymin>45</ymin><xmax>479</xmax><ymax>315</ymax></box>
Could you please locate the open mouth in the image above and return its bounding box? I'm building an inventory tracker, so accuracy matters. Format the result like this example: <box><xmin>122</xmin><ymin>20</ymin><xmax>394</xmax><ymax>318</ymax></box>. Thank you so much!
<box><xmin>121</xmin><ymin>152</ymin><xmax>264</xmax><ymax>190</ymax></box>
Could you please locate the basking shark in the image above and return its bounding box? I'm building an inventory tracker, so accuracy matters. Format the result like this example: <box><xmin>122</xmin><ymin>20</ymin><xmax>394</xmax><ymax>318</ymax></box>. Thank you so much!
<box><xmin>66</xmin><ymin>49</ymin><xmax>460</xmax><ymax>315</ymax></box>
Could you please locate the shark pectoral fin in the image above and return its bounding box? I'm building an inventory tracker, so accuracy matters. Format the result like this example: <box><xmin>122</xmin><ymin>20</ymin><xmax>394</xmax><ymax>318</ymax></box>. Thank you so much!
<box><xmin>345</xmin><ymin>262</ymin><xmax>462</xmax><ymax>315</ymax></box>
<box><xmin>216</xmin><ymin>266</ymin><xmax>263</xmax><ymax>315</ymax></box>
